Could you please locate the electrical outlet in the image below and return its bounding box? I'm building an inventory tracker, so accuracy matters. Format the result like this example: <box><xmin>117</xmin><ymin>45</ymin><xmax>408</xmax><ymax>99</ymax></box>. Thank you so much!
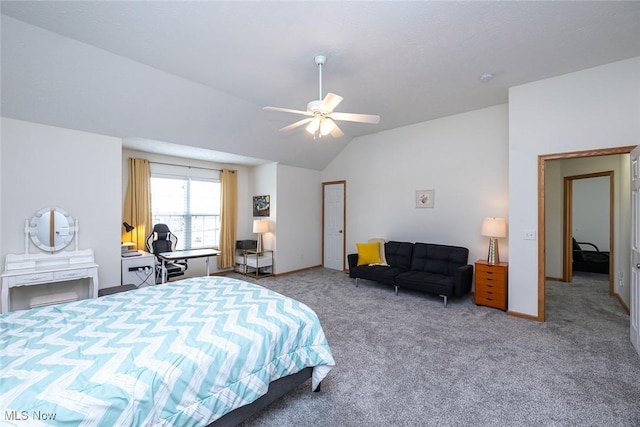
<box><xmin>618</xmin><ymin>271</ymin><xmax>624</xmax><ymax>287</ymax></box>
<box><xmin>523</xmin><ymin>229</ymin><xmax>536</xmax><ymax>240</ymax></box>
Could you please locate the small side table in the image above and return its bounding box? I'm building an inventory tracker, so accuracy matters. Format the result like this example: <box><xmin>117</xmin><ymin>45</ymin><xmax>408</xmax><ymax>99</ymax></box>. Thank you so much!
<box><xmin>474</xmin><ymin>260</ymin><xmax>508</xmax><ymax>311</ymax></box>
<box><xmin>121</xmin><ymin>251</ymin><xmax>155</xmax><ymax>287</ymax></box>
<box><xmin>242</xmin><ymin>249</ymin><xmax>273</xmax><ymax>278</ymax></box>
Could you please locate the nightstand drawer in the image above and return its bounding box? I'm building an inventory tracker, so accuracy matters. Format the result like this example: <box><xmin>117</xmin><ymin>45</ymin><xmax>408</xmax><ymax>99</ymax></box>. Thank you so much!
<box><xmin>475</xmin><ymin>268</ymin><xmax>506</xmax><ymax>282</ymax></box>
<box><xmin>475</xmin><ymin>293</ymin><xmax>506</xmax><ymax>310</ymax></box>
<box><xmin>475</xmin><ymin>287</ymin><xmax>505</xmax><ymax>300</ymax></box>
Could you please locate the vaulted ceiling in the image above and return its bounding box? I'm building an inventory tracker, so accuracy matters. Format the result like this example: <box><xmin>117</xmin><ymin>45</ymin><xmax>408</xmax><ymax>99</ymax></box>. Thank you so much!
<box><xmin>2</xmin><ymin>1</ymin><xmax>640</xmax><ymax>170</ymax></box>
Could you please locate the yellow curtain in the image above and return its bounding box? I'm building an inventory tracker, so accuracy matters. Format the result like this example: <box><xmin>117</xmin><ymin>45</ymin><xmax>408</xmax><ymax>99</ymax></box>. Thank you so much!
<box><xmin>219</xmin><ymin>169</ymin><xmax>238</xmax><ymax>268</ymax></box>
<box><xmin>122</xmin><ymin>158</ymin><xmax>152</xmax><ymax>250</ymax></box>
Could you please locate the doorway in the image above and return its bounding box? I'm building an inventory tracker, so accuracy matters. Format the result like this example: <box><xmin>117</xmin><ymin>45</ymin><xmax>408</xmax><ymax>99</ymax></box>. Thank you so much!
<box><xmin>538</xmin><ymin>146</ymin><xmax>635</xmax><ymax>321</ymax></box>
<box><xmin>563</xmin><ymin>172</ymin><xmax>613</xmax><ymax>290</ymax></box>
<box><xmin>322</xmin><ymin>181</ymin><xmax>346</xmax><ymax>271</ymax></box>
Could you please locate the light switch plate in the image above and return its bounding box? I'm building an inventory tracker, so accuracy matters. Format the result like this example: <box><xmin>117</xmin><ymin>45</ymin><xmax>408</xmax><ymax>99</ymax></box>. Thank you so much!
<box><xmin>523</xmin><ymin>229</ymin><xmax>536</xmax><ymax>240</ymax></box>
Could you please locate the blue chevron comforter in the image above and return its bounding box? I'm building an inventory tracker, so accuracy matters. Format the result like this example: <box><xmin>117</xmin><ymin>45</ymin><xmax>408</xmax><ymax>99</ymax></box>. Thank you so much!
<box><xmin>0</xmin><ymin>276</ymin><xmax>335</xmax><ymax>426</ymax></box>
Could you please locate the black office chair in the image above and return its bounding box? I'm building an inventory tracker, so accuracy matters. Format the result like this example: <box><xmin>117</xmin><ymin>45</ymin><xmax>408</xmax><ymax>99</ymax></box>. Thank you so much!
<box><xmin>572</xmin><ymin>237</ymin><xmax>609</xmax><ymax>274</ymax></box>
<box><xmin>146</xmin><ymin>224</ymin><xmax>188</xmax><ymax>282</ymax></box>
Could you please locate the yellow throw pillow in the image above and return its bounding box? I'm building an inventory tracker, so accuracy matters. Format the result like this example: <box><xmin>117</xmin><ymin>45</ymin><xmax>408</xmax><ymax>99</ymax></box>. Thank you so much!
<box><xmin>356</xmin><ymin>242</ymin><xmax>382</xmax><ymax>266</ymax></box>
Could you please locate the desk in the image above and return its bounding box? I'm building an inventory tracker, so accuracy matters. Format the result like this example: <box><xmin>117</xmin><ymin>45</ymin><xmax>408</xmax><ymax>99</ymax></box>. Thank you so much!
<box><xmin>157</xmin><ymin>248</ymin><xmax>221</xmax><ymax>283</ymax></box>
<box><xmin>1</xmin><ymin>249</ymin><xmax>99</xmax><ymax>313</ymax></box>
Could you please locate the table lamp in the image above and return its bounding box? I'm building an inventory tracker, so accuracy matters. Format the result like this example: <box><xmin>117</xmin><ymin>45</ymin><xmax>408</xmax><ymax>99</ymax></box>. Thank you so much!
<box><xmin>253</xmin><ymin>219</ymin><xmax>269</xmax><ymax>253</ymax></box>
<box><xmin>481</xmin><ymin>217</ymin><xmax>507</xmax><ymax>265</ymax></box>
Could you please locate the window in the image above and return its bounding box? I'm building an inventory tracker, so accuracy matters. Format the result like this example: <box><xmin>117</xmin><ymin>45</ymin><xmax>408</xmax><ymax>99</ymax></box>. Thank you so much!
<box><xmin>150</xmin><ymin>173</ymin><xmax>220</xmax><ymax>250</ymax></box>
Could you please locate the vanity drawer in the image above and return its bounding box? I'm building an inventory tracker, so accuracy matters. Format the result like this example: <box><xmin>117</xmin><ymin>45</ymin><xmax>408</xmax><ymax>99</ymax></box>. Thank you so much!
<box><xmin>11</xmin><ymin>272</ymin><xmax>55</xmax><ymax>286</ymax></box>
<box><xmin>54</xmin><ymin>269</ymin><xmax>88</xmax><ymax>281</ymax></box>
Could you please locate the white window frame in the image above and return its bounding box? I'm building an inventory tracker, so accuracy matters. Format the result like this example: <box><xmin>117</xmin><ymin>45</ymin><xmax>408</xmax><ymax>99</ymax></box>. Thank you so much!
<box><xmin>150</xmin><ymin>163</ymin><xmax>221</xmax><ymax>250</ymax></box>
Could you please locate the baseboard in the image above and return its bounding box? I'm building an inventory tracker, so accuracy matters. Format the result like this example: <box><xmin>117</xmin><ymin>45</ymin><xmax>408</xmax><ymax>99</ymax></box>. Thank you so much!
<box><xmin>209</xmin><ymin>269</ymin><xmax>234</xmax><ymax>276</ymax></box>
<box><xmin>507</xmin><ymin>310</ymin><xmax>542</xmax><ymax>322</ymax></box>
<box><xmin>614</xmin><ymin>293</ymin><xmax>630</xmax><ymax>314</ymax></box>
<box><xmin>273</xmin><ymin>265</ymin><xmax>323</xmax><ymax>277</ymax></box>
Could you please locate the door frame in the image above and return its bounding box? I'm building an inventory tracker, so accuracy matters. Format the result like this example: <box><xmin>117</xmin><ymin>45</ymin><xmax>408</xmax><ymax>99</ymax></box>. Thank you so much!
<box><xmin>322</xmin><ymin>180</ymin><xmax>346</xmax><ymax>271</ymax></box>
<box><xmin>562</xmin><ymin>171</ymin><xmax>614</xmax><ymax>289</ymax></box>
<box><xmin>538</xmin><ymin>145</ymin><xmax>635</xmax><ymax>321</ymax></box>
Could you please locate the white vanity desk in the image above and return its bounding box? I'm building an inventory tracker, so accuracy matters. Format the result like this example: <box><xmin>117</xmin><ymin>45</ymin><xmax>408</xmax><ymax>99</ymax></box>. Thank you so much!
<box><xmin>1</xmin><ymin>250</ymin><xmax>99</xmax><ymax>314</ymax></box>
<box><xmin>1</xmin><ymin>207</ymin><xmax>99</xmax><ymax>314</ymax></box>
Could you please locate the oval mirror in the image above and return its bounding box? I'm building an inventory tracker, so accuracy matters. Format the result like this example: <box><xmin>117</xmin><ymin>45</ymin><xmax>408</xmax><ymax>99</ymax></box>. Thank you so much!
<box><xmin>29</xmin><ymin>207</ymin><xmax>75</xmax><ymax>252</ymax></box>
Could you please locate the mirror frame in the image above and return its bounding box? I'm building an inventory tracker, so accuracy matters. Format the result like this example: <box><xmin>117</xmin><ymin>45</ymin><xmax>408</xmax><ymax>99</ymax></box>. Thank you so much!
<box><xmin>29</xmin><ymin>207</ymin><xmax>76</xmax><ymax>252</ymax></box>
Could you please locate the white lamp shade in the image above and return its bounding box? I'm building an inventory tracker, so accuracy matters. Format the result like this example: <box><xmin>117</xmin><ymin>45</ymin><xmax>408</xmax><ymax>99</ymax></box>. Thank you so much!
<box><xmin>306</xmin><ymin>117</ymin><xmax>321</xmax><ymax>135</ymax></box>
<box><xmin>481</xmin><ymin>217</ymin><xmax>507</xmax><ymax>238</ymax></box>
<box><xmin>253</xmin><ymin>219</ymin><xmax>269</xmax><ymax>234</ymax></box>
<box><xmin>320</xmin><ymin>118</ymin><xmax>336</xmax><ymax>136</ymax></box>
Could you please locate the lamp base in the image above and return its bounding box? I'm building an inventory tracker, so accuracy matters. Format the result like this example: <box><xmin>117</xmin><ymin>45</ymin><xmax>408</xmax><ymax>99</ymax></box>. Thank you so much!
<box><xmin>256</xmin><ymin>233</ymin><xmax>263</xmax><ymax>254</ymax></box>
<box><xmin>487</xmin><ymin>237</ymin><xmax>500</xmax><ymax>265</ymax></box>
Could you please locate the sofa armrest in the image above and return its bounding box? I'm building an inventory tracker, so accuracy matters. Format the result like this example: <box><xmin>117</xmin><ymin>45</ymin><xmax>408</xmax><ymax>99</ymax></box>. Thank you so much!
<box><xmin>347</xmin><ymin>253</ymin><xmax>359</xmax><ymax>277</ymax></box>
<box><xmin>453</xmin><ymin>264</ymin><xmax>474</xmax><ymax>297</ymax></box>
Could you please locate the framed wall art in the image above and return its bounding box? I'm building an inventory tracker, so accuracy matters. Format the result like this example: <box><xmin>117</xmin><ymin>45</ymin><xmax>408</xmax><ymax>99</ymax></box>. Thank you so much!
<box><xmin>415</xmin><ymin>189</ymin><xmax>434</xmax><ymax>208</ymax></box>
<box><xmin>253</xmin><ymin>195</ymin><xmax>270</xmax><ymax>217</ymax></box>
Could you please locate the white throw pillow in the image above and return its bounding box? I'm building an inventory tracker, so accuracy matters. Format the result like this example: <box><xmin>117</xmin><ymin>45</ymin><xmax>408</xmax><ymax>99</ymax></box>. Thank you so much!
<box><xmin>368</xmin><ymin>238</ymin><xmax>388</xmax><ymax>265</ymax></box>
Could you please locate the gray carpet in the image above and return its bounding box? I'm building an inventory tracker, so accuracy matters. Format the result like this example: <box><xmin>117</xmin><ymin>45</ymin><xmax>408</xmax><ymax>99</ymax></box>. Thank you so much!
<box><xmin>230</xmin><ymin>269</ymin><xmax>640</xmax><ymax>426</ymax></box>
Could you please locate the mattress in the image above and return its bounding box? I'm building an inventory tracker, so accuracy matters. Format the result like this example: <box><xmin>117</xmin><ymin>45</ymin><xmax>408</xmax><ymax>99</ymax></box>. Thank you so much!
<box><xmin>0</xmin><ymin>276</ymin><xmax>335</xmax><ymax>426</ymax></box>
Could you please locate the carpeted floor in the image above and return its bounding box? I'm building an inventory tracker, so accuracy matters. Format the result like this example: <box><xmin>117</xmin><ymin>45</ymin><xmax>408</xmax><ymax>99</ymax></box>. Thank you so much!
<box><xmin>231</xmin><ymin>268</ymin><xmax>640</xmax><ymax>427</ymax></box>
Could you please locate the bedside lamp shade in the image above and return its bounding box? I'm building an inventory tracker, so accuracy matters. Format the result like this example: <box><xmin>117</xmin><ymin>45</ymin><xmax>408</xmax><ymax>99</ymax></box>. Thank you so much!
<box><xmin>253</xmin><ymin>220</ymin><xmax>269</xmax><ymax>253</ymax></box>
<box><xmin>481</xmin><ymin>217</ymin><xmax>507</xmax><ymax>265</ymax></box>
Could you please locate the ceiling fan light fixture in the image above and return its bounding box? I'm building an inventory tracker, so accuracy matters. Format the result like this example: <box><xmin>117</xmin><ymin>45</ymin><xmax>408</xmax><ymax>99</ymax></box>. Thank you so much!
<box><xmin>320</xmin><ymin>118</ymin><xmax>336</xmax><ymax>136</ymax></box>
<box><xmin>306</xmin><ymin>117</ymin><xmax>321</xmax><ymax>135</ymax></box>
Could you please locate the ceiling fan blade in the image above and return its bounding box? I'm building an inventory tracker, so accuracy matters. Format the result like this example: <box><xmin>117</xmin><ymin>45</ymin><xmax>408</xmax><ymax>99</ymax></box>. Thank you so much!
<box><xmin>320</xmin><ymin>93</ymin><xmax>343</xmax><ymax>112</ymax></box>
<box><xmin>263</xmin><ymin>106</ymin><xmax>311</xmax><ymax>116</ymax></box>
<box><xmin>330</xmin><ymin>112</ymin><xmax>381</xmax><ymax>124</ymax></box>
<box><xmin>280</xmin><ymin>118</ymin><xmax>313</xmax><ymax>132</ymax></box>
<box><xmin>330</xmin><ymin>123</ymin><xmax>344</xmax><ymax>138</ymax></box>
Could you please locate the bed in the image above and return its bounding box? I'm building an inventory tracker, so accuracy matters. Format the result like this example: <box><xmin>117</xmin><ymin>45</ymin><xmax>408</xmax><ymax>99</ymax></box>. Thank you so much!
<box><xmin>0</xmin><ymin>276</ymin><xmax>335</xmax><ymax>426</ymax></box>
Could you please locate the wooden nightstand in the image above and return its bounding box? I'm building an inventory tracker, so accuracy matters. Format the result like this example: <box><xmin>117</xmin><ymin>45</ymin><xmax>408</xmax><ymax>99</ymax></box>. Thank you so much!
<box><xmin>474</xmin><ymin>260</ymin><xmax>508</xmax><ymax>311</ymax></box>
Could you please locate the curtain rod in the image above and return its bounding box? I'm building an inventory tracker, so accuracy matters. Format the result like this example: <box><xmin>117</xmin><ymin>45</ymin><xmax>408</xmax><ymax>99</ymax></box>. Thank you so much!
<box><xmin>149</xmin><ymin>160</ymin><xmax>222</xmax><ymax>173</ymax></box>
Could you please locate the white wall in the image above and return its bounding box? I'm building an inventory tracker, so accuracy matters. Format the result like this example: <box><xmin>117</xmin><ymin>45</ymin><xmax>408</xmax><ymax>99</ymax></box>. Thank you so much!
<box><xmin>249</xmin><ymin>163</ymin><xmax>278</xmax><ymax>268</ymax></box>
<box><xmin>276</xmin><ymin>164</ymin><xmax>322</xmax><ymax>273</ymax></box>
<box><xmin>544</xmin><ymin>160</ymin><xmax>563</xmax><ymax>278</ymax></box>
<box><xmin>122</xmin><ymin>148</ymin><xmax>252</xmax><ymax>277</ymax></box>
<box><xmin>1</xmin><ymin>118</ymin><xmax>122</xmax><ymax>291</ymax></box>
<box><xmin>573</xmin><ymin>177</ymin><xmax>610</xmax><ymax>250</ymax></box>
<box><xmin>322</xmin><ymin>104</ymin><xmax>509</xmax><ymax>267</ymax></box>
<box><xmin>509</xmin><ymin>56</ymin><xmax>640</xmax><ymax>317</ymax></box>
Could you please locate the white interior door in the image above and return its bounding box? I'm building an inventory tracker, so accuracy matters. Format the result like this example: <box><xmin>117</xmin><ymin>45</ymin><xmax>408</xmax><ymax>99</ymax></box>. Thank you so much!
<box><xmin>323</xmin><ymin>182</ymin><xmax>345</xmax><ymax>270</ymax></box>
<box><xmin>631</xmin><ymin>145</ymin><xmax>640</xmax><ymax>357</ymax></box>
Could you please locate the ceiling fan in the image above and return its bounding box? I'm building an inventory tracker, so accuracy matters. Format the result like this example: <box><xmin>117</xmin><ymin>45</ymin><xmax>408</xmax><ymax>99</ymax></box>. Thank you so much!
<box><xmin>263</xmin><ymin>55</ymin><xmax>380</xmax><ymax>138</ymax></box>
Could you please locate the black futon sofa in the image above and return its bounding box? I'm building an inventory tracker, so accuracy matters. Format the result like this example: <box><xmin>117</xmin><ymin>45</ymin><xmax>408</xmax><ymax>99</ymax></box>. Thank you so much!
<box><xmin>347</xmin><ymin>241</ymin><xmax>473</xmax><ymax>306</ymax></box>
